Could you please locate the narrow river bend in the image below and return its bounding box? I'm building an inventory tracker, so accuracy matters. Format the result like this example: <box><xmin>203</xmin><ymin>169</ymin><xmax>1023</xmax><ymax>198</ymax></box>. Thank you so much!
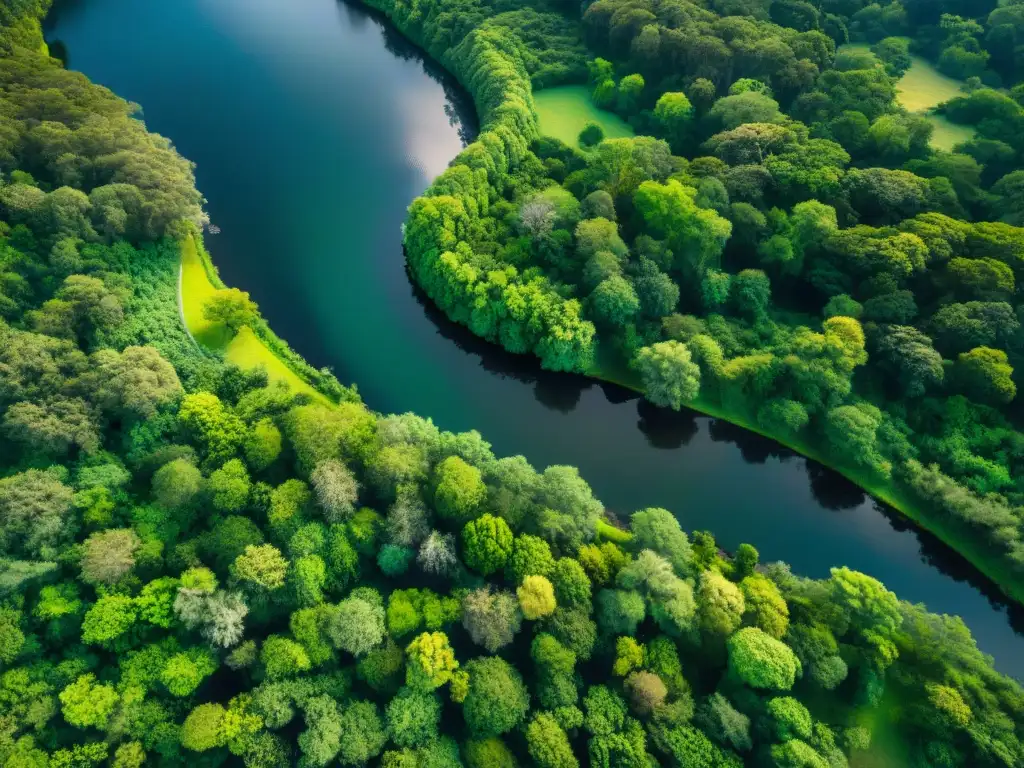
<box><xmin>48</xmin><ymin>0</ymin><xmax>1024</xmax><ymax>676</ymax></box>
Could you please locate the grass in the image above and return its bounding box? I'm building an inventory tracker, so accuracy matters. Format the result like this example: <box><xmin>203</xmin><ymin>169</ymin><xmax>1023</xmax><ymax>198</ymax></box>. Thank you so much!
<box><xmin>533</xmin><ymin>85</ymin><xmax>634</xmax><ymax>146</ymax></box>
<box><xmin>927</xmin><ymin>114</ymin><xmax>976</xmax><ymax>152</ymax></box>
<box><xmin>895</xmin><ymin>54</ymin><xmax>966</xmax><ymax>113</ymax></box>
<box><xmin>841</xmin><ymin>43</ymin><xmax>975</xmax><ymax>150</ymax></box>
<box><xmin>596</xmin><ymin>519</ymin><xmax>633</xmax><ymax>544</ymax></box>
<box><xmin>178</xmin><ymin>235</ymin><xmax>328</xmax><ymax>402</ymax></box>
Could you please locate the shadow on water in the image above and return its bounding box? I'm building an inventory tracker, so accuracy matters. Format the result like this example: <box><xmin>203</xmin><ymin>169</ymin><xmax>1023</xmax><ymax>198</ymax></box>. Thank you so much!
<box><xmin>410</xmin><ymin>270</ymin><xmax>1024</xmax><ymax>634</ymax></box>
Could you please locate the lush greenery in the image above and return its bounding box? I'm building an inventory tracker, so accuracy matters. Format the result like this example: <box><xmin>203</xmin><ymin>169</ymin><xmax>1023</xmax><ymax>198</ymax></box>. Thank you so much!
<box><xmin>370</xmin><ymin>0</ymin><xmax>1024</xmax><ymax>602</ymax></box>
<box><xmin>1</xmin><ymin>2</ymin><xmax>1022</xmax><ymax>768</ymax></box>
<box><xmin>533</xmin><ymin>85</ymin><xmax>635</xmax><ymax>147</ymax></box>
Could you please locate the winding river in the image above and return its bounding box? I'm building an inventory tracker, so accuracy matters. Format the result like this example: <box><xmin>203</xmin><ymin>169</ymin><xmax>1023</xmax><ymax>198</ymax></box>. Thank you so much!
<box><xmin>47</xmin><ymin>0</ymin><xmax>1024</xmax><ymax>676</ymax></box>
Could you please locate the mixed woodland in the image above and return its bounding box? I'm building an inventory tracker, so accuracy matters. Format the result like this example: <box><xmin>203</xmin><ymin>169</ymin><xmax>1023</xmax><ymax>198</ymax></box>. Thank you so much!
<box><xmin>371</xmin><ymin>0</ymin><xmax>1024</xmax><ymax>600</ymax></box>
<box><xmin>0</xmin><ymin>0</ymin><xmax>1023</xmax><ymax>767</ymax></box>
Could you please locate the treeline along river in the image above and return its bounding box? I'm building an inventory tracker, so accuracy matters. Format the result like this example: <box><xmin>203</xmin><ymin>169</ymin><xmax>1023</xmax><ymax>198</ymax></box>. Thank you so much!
<box><xmin>46</xmin><ymin>0</ymin><xmax>1024</xmax><ymax>676</ymax></box>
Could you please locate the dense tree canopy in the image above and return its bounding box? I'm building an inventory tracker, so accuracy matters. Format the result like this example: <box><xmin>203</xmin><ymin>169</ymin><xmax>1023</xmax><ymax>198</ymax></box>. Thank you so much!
<box><xmin>0</xmin><ymin>2</ymin><xmax>1021</xmax><ymax>768</ymax></box>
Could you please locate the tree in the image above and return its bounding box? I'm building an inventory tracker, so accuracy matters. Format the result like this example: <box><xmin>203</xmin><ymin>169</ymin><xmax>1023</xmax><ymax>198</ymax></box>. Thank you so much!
<box><xmin>337</xmin><ymin>700</ymin><xmax>387</xmax><ymax>766</ymax></box>
<box><xmin>261</xmin><ymin>635</ymin><xmax>312</xmax><ymax>679</ymax></box>
<box><xmin>596</xmin><ymin>589</ymin><xmax>646</xmax><ymax>635</ymax></box>
<box><xmin>418</xmin><ymin>532</ymin><xmax>459</xmax><ymax>577</ymax></box>
<box><xmin>433</xmin><ymin>456</ymin><xmax>485</xmax><ymax>524</ymax></box>
<box><xmin>526</xmin><ymin>712</ymin><xmax>579</xmax><ymax>768</ymax></box>
<box><xmin>203</xmin><ymin>288</ymin><xmax>259</xmax><ymax>332</ymax></box>
<box><xmin>518</xmin><ymin>575</ymin><xmax>557</xmax><ymax>619</ymax></box>
<box><xmin>464</xmin><ymin>738</ymin><xmax>517</xmax><ymax>768</ymax></box>
<box><xmin>462</xmin><ymin>657</ymin><xmax>530</xmax><ymax>736</ymax></box>
<box><xmin>0</xmin><ymin>469</ymin><xmax>74</xmax><ymax>561</ymax></box>
<box><xmin>583</xmin><ymin>685</ymin><xmax>628</xmax><ymax>736</ymax></box>
<box><xmin>823</xmin><ymin>403</ymin><xmax>890</xmax><ymax>478</ymax></box>
<box><xmin>2</xmin><ymin>397</ymin><xmax>99</xmax><ymax>458</ymax></box>
<box><xmin>161</xmin><ymin>649</ymin><xmax>217</xmax><ymax>697</ymax></box>
<box><xmin>576</xmin><ymin>218</ymin><xmax>628</xmax><ymax>261</ymax></box>
<box><xmin>582</xmin><ymin>191</ymin><xmax>616</xmax><ymax>221</ymax></box>
<box><xmin>630</xmin><ymin>507</ymin><xmax>692</xmax><ymax>576</ymax></box>
<box><xmin>731</xmin><ymin>269</ymin><xmax>771</xmax><ymax>320</ymax></box>
<box><xmin>208</xmin><ymin>458</ymin><xmax>251</xmax><ymax>512</ymax></box>
<box><xmin>634</xmin><ymin>341</ymin><xmax>701</xmax><ymax>410</ymax></box>
<box><xmin>59</xmin><ymin>674</ymin><xmax>118</xmax><ymax>729</ymax></box>
<box><xmin>243</xmin><ymin>418</ymin><xmax>282</xmax><ymax>471</ymax></box>
<box><xmin>767</xmin><ymin>696</ymin><xmax>812</xmax><ymax>741</ymax></box>
<box><xmin>955</xmin><ymin>346</ymin><xmax>1016</xmax><ymax>404</ymax></box>
<box><xmin>80</xmin><ymin>528</ymin><xmax>140</xmax><ymax>585</ymax></box>
<box><xmin>406</xmin><ymin>632</ymin><xmax>459</xmax><ymax>692</ymax></box>
<box><xmin>874</xmin><ymin>325</ymin><xmax>943</xmax><ymax>397</ymax></box>
<box><xmin>181</xmin><ymin>703</ymin><xmax>227</xmax><ymax>752</ymax></box>
<box><xmin>329</xmin><ymin>595</ymin><xmax>385</xmax><ymax>657</ymax></box>
<box><xmin>90</xmin><ymin>346</ymin><xmax>181</xmax><ymax>420</ymax></box>
<box><xmin>152</xmin><ymin>458</ymin><xmax>203</xmax><ymax>510</ymax></box>
<box><xmin>462</xmin><ymin>587</ymin><xmax>522</xmax><ymax>652</ymax></box>
<box><xmin>81</xmin><ymin>593</ymin><xmax>138</xmax><ymax>645</ymax></box>
<box><xmin>697</xmin><ymin>693</ymin><xmax>751</xmax><ymax>752</ymax></box>
<box><xmin>697</xmin><ymin>570</ymin><xmax>745</xmax><ymax>636</ymax></box>
<box><xmin>31</xmin><ymin>275</ymin><xmax>123</xmax><ymax>345</ymax></box>
<box><xmin>178</xmin><ymin>392</ymin><xmax>246</xmax><ymax>465</ymax></box>
<box><xmin>580</xmin><ymin>122</ymin><xmax>605</xmax><ymax>147</ymax></box>
<box><xmin>311</xmin><ymin>459</ymin><xmax>359</xmax><ymax>522</ymax></box>
<box><xmin>385</xmin><ymin>688</ymin><xmax>441</xmax><ymax>749</ymax></box>
<box><xmin>536</xmin><ymin>465</ymin><xmax>602</xmax><ymax>552</ymax></box>
<box><xmin>617</xmin><ymin>74</ymin><xmax>645</xmax><ymax>113</ymax></box>
<box><xmin>727</xmin><ymin>627</ymin><xmax>800</xmax><ymax>690</ymax></box>
<box><xmin>461</xmin><ymin>514</ymin><xmax>513</xmax><ymax>576</ymax></box>
<box><xmin>740</xmin><ymin>574</ymin><xmax>789</xmax><ymax>638</ymax></box>
<box><xmin>590</xmin><ymin>275</ymin><xmax>639</xmax><ymax>326</ymax></box>
<box><xmin>284</xmin><ymin>402</ymin><xmax>377</xmax><ymax>473</ymax></box>
<box><xmin>635</xmin><ymin>180</ymin><xmax>732</xmax><ymax>280</ymax></box>
<box><xmin>507</xmin><ymin>534</ymin><xmax>555</xmax><ymax>583</ymax></box>
<box><xmin>624</xmin><ymin>671</ymin><xmax>667</xmax><ymax>716</ymax></box>
<box><xmin>550</xmin><ymin>557</ymin><xmax>592</xmax><ymax>608</ymax></box>
<box><xmin>829</xmin><ymin>567</ymin><xmax>901</xmax><ymax>665</ymax></box>
<box><xmin>823</xmin><ymin>294</ymin><xmax>862</xmax><ymax>319</ymax></box>
<box><xmin>653</xmin><ymin>92</ymin><xmax>693</xmax><ymax>152</ymax></box>
<box><xmin>232</xmin><ymin>544</ymin><xmax>289</xmax><ymax>591</ymax></box>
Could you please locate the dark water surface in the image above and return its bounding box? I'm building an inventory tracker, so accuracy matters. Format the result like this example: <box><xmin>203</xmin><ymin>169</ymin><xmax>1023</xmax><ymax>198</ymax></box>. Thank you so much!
<box><xmin>48</xmin><ymin>0</ymin><xmax>1024</xmax><ymax>675</ymax></box>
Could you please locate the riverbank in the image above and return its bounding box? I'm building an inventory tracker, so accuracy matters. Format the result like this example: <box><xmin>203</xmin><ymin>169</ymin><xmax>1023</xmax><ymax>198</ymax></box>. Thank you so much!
<box><xmin>177</xmin><ymin>234</ymin><xmax>336</xmax><ymax>404</ymax></box>
<box><xmin>591</xmin><ymin>353</ymin><xmax>1024</xmax><ymax>605</ymax></box>
<box><xmin>361</xmin><ymin>0</ymin><xmax>1024</xmax><ymax>607</ymax></box>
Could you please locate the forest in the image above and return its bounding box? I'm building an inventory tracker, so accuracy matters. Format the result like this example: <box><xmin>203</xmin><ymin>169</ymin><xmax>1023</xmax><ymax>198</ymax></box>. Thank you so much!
<box><xmin>0</xmin><ymin>0</ymin><xmax>1022</xmax><ymax>767</ymax></box>
<box><xmin>368</xmin><ymin>0</ymin><xmax>1024</xmax><ymax>601</ymax></box>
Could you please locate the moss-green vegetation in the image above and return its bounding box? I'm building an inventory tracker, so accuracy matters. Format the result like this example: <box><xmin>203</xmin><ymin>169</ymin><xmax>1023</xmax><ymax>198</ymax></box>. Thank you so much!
<box><xmin>0</xmin><ymin>1</ymin><xmax>1023</xmax><ymax>767</ymax></box>
<box><xmin>534</xmin><ymin>85</ymin><xmax>634</xmax><ymax>146</ymax></box>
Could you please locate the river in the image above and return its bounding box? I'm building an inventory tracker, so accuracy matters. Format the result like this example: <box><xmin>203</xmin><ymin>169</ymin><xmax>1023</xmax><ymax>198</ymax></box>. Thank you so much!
<box><xmin>47</xmin><ymin>0</ymin><xmax>1024</xmax><ymax>676</ymax></box>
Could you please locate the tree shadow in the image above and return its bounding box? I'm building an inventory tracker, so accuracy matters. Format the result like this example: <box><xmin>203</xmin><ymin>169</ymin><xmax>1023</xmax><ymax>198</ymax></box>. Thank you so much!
<box><xmin>636</xmin><ymin>399</ymin><xmax>700</xmax><ymax>449</ymax></box>
<box><xmin>708</xmin><ymin>417</ymin><xmax>796</xmax><ymax>465</ymax></box>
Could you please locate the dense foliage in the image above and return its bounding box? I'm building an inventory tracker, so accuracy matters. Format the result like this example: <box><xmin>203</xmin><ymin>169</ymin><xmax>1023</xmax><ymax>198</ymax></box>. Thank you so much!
<box><xmin>369</xmin><ymin>0</ymin><xmax>1024</xmax><ymax>598</ymax></box>
<box><xmin>0</xmin><ymin>3</ymin><xmax>1022</xmax><ymax>768</ymax></box>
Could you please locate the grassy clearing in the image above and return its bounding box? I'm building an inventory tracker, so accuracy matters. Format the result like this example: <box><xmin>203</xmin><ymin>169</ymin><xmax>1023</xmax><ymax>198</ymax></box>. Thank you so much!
<box><xmin>896</xmin><ymin>54</ymin><xmax>966</xmax><ymax>112</ymax></box>
<box><xmin>533</xmin><ymin>85</ymin><xmax>634</xmax><ymax>146</ymax></box>
<box><xmin>179</xmin><ymin>236</ymin><xmax>327</xmax><ymax>401</ymax></box>
<box><xmin>841</xmin><ymin>44</ymin><xmax>975</xmax><ymax>149</ymax></box>
<box><xmin>927</xmin><ymin>114</ymin><xmax>976</xmax><ymax>152</ymax></box>
<box><xmin>596</xmin><ymin>519</ymin><xmax>633</xmax><ymax>544</ymax></box>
